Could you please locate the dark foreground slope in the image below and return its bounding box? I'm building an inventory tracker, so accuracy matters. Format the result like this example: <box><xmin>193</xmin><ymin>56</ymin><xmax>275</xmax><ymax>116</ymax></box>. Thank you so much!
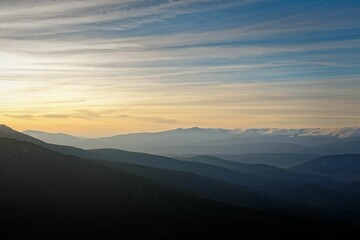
<box><xmin>0</xmin><ymin>137</ymin><xmax>356</xmax><ymax>239</ymax></box>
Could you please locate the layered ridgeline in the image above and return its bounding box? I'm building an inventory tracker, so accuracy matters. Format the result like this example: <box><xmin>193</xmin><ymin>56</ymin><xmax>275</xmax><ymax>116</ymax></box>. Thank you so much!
<box><xmin>0</xmin><ymin>125</ymin><xmax>344</xmax><ymax>195</ymax></box>
<box><xmin>1</xmin><ymin>125</ymin><xmax>360</xmax><ymax>234</ymax></box>
<box><xmin>291</xmin><ymin>154</ymin><xmax>360</xmax><ymax>182</ymax></box>
<box><xmin>0</xmin><ymin>138</ymin><xmax>303</xmax><ymax>238</ymax></box>
<box><xmin>24</xmin><ymin>127</ymin><xmax>360</xmax><ymax>155</ymax></box>
<box><xmin>0</xmin><ymin>129</ymin><xmax>357</xmax><ymax>238</ymax></box>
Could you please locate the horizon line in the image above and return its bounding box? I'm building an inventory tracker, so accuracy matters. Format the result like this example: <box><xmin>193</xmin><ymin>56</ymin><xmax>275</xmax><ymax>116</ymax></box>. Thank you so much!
<box><xmin>7</xmin><ymin>125</ymin><xmax>360</xmax><ymax>139</ymax></box>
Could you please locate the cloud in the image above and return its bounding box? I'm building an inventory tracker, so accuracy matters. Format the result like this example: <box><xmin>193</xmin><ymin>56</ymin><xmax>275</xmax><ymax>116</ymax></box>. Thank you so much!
<box><xmin>2</xmin><ymin>110</ymin><xmax>178</xmax><ymax>124</ymax></box>
<box><xmin>0</xmin><ymin>0</ymin><xmax>250</xmax><ymax>38</ymax></box>
<box><xmin>2</xmin><ymin>114</ymin><xmax>34</xmax><ymax>120</ymax></box>
<box><xmin>2</xmin><ymin>110</ymin><xmax>101</xmax><ymax>120</ymax></box>
<box><xmin>0</xmin><ymin>0</ymin><xmax>359</xmax><ymax>134</ymax></box>
<box><xmin>118</xmin><ymin>114</ymin><xmax>178</xmax><ymax>124</ymax></box>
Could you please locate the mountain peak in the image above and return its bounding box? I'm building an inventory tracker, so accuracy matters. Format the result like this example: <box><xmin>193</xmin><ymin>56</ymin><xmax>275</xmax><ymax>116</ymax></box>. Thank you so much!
<box><xmin>0</xmin><ymin>124</ymin><xmax>17</xmax><ymax>133</ymax></box>
<box><xmin>0</xmin><ymin>124</ymin><xmax>43</xmax><ymax>145</ymax></box>
<box><xmin>174</xmin><ymin>127</ymin><xmax>201</xmax><ymax>131</ymax></box>
<box><xmin>171</xmin><ymin>127</ymin><xmax>231</xmax><ymax>134</ymax></box>
<box><xmin>24</xmin><ymin>130</ymin><xmax>79</xmax><ymax>138</ymax></box>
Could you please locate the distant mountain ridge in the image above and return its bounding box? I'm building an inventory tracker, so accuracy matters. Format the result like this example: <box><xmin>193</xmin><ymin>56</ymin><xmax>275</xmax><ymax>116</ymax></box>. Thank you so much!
<box><xmin>25</xmin><ymin>127</ymin><xmax>360</xmax><ymax>140</ymax></box>
<box><xmin>231</xmin><ymin>128</ymin><xmax>360</xmax><ymax>138</ymax></box>
<box><xmin>23</xmin><ymin>127</ymin><xmax>360</xmax><ymax>155</ymax></box>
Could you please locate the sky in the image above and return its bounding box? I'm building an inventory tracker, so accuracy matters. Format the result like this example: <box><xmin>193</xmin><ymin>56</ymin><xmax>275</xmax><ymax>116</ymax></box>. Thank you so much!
<box><xmin>0</xmin><ymin>0</ymin><xmax>359</xmax><ymax>136</ymax></box>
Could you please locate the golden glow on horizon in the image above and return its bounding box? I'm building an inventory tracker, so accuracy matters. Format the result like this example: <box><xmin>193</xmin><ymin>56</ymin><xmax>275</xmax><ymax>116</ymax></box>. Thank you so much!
<box><xmin>1</xmin><ymin>1</ymin><xmax>359</xmax><ymax>137</ymax></box>
<box><xmin>1</xmin><ymin>80</ymin><xmax>359</xmax><ymax>137</ymax></box>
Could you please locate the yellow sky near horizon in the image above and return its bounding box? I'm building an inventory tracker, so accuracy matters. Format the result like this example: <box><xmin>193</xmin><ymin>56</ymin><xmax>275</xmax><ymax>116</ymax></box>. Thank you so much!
<box><xmin>1</xmin><ymin>79</ymin><xmax>359</xmax><ymax>137</ymax></box>
<box><xmin>1</xmin><ymin>1</ymin><xmax>360</xmax><ymax>137</ymax></box>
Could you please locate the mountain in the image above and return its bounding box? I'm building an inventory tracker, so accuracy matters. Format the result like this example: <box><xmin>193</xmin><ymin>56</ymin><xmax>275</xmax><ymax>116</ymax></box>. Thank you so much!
<box><xmin>111</xmin><ymin>162</ymin><xmax>360</xmax><ymax>223</ymax></box>
<box><xmin>1</xmin><ymin>124</ymin><xmax>44</xmax><ymax>144</ymax></box>
<box><xmin>0</xmin><ymin>125</ymin><xmax>341</xmax><ymax>194</ymax></box>
<box><xmin>232</xmin><ymin>128</ymin><xmax>360</xmax><ymax>138</ymax></box>
<box><xmin>0</xmin><ymin>125</ymin><xmax>96</xmax><ymax>159</ymax></box>
<box><xmin>25</xmin><ymin>127</ymin><xmax>235</xmax><ymax>151</ymax></box>
<box><xmin>201</xmin><ymin>135</ymin><xmax>337</xmax><ymax>147</ymax></box>
<box><xmin>7</xmin><ymin>126</ymin><xmax>294</xmax><ymax>214</ymax></box>
<box><xmin>291</xmin><ymin>154</ymin><xmax>360</xmax><ymax>182</ymax></box>
<box><xmin>0</xmin><ymin>125</ymin><xmax>345</xmax><ymax>216</ymax></box>
<box><xmin>151</xmin><ymin>137</ymin><xmax>360</xmax><ymax>155</ymax></box>
<box><xmin>90</xmin><ymin>148</ymin><xmax>281</xmax><ymax>192</ymax></box>
<box><xmin>108</xmin><ymin>162</ymin><xmax>307</xmax><ymax>215</ymax></box>
<box><xmin>212</xmin><ymin>153</ymin><xmax>320</xmax><ymax>168</ymax></box>
<box><xmin>315</xmin><ymin>140</ymin><xmax>360</xmax><ymax>154</ymax></box>
<box><xmin>23</xmin><ymin>127</ymin><xmax>360</xmax><ymax>154</ymax></box>
<box><xmin>2</xmin><ymin>125</ymin><xmax>360</xmax><ymax>225</ymax></box>
<box><xmin>179</xmin><ymin>155</ymin><xmax>287</xmax><ymax>174</ymax></box>
<box><xmin>202</xmin><ymin>128</ymin><xmax>360</xmax><ymax>147</ymax></box>
<box><xmin>178</xmin><ymin>155</ymin><xmax>341</xmax><ymax>189</ymax></box>
<box><xmin>342</xmin><ymin>181</ymin><xmax>360</xmax><ymax>197</ymax></box>
<box><xmin>150</xmin><ymin>141</ymin><xmax>360</xmax><ymax>155</ymax></box>
<box><xmin>24</xmin><ymin>130</ymin><xmax>85</xmax><ymax>146</ymax></box>
<box><xmin>89</xmin><ymin>148</ymin><xmax>339</xmax><ymax>194</ymax></box>
<box><xmin>2</xmin><ymin>137</ymin><xmax>356</xmax><ymax>238</ymax></box>
<box><xmin>150</xmin><ymin>142</ymin><xmax>312</xmax><ymax>155</ymax></box>
<box><xmin>2</xmin><ymin>125</ymin><xmax>353</xmax><ymax>194</ymax></box>
<box><xmin>281</xmin><ymin>183</ymin><xmax>360</xmax><ymax>223</ymax></box>
<box><xmin>0</xmin><ymin>125</ymin><xmax>338</xmax><ymax>194</ymax></box>
<box><xmin>283</xmin><ymin>183</ymin><xmax>352</xmax><ymax>204</ymax></box>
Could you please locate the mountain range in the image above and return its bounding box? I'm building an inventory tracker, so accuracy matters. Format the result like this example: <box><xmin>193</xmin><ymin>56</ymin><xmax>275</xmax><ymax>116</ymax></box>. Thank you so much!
<box><xmin>1</xmin><ymin>124</ymin><xmax>359</xmax><ymax>237</ymax></box>
<box><xmin>24</xmin><ymin>127</ymin><xmax>360</xmax><ymax>155</ymax></box>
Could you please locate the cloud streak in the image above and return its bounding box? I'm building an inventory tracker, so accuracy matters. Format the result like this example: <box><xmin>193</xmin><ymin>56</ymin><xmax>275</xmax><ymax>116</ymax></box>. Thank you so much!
<box><xmin>0</xmin><ymin>0</ymin><xmax>359</xmax><ymax>135</ymax></box>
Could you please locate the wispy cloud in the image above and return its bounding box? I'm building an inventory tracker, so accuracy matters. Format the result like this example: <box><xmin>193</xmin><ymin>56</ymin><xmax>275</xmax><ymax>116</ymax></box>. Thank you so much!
<box><xmin>0</xmin><ymin>0</ymin><xmax>360</xmax><ymax>135</ymax></box>
<box><xmin>3</xmin><ymin>110</ymin><xmax>178</xmax><ymax>125</ymax></box>
<box><xmin>117</xmin><ymin>114</ymin><xmax>178</xmax><ymax>124</ymax></box>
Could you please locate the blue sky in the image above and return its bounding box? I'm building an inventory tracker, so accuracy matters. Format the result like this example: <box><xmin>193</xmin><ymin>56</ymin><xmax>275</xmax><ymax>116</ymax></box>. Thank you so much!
<box><xmin>0</xmin><ymin>0</ymin><xmax>359</xmax><ymax>135</ymax></box>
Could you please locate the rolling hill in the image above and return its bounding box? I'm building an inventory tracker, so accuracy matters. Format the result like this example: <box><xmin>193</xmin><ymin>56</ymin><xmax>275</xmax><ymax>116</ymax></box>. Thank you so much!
<box><xmin>213</xmin><ymin>153</ymin><xmax>320</xmax><ymax>168</ymax></box>
<box><xmin>1</xmin><ymin>137</ymin><xmax>355</xmax><ymax>238</ymax></box>
<box><xmin>2</xmin><ymin>125</ymin><xmax>360</xmax><ymax>224</ymax></box>
<box><xmin>0</xmin><ymin>125</ymin><xmax>342</xmax><ymax>194</ymax></box>
<box><xmin>291</xmin><ymin>154</ymin><xmax>360</xmax><ymax>182</ymax></box>
<box><xmin>90</xmin><ymin>148</ymin><xmax>340</xmax><ymax>193</ymax></box>
<box><xmin>178</xmin><ymin>155</ymin><xmax>287</xmax><ymax>173</ymax></box>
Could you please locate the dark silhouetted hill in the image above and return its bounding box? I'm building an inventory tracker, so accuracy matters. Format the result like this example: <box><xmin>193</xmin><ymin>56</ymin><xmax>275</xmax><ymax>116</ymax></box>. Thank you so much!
<box><xmin>1</xmin><ymin>137</ymin><xmax>355</xmax><ymax>238</ymax></box>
